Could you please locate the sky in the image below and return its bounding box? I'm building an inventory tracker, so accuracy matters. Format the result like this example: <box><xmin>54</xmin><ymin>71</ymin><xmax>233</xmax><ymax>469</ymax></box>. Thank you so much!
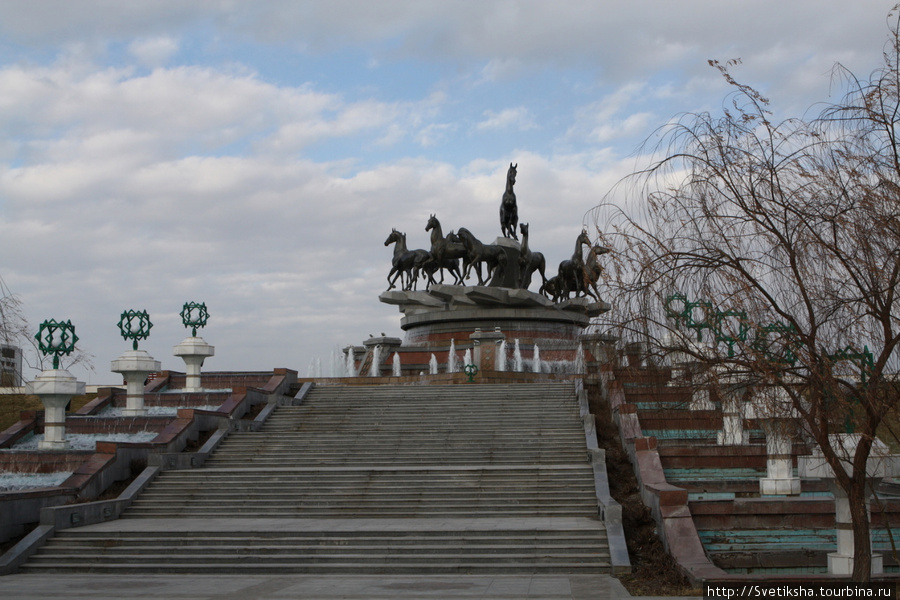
<box><xmin>0</xmin><ymin>0</ymin><xmax>896</xmax><ymax>383</ymax></box>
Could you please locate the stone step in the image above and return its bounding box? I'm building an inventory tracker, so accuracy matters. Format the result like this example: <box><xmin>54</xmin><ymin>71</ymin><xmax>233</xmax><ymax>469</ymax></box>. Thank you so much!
<box><xmin>121</xmin><ymin>508</ymin><xmax>597</xmax><ymax>518</ymax></box>
<box><xmin>45</xmin><ymin>530</ymin><xmax>606</xmax><ymax>545</ymax></box>
<box><xmin>137</xmin><ymin>486</ymin><xmax>596</xmax><ymax>496</ymax></box>
<box><xmin>202</xmin><ymin>457</ymin><xmax>588</xmax><ymax>466</ymax></box>
<box><xmin>126</xmin><ymin>499</ymin><xmax>598</xmax><ymax>509</ymax></box>
<box><xmin>19</xmin><ymin>381</ymin><xmax>613</xmax><ymax>576</ymax></box>
<box><xmin>26</xmin><ymin>551</ymin><xmax>609</xmax><ymax>564</ymax></box>
<box><xmin>20</xmin><ymin>561</ymin><xmax>610</xmax><ymax>575</ymax></box>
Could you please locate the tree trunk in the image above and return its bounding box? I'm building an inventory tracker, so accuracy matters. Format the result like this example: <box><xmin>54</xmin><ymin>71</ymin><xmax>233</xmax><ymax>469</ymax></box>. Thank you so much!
<box><xmin>849</xmin><ymin>477</ymin><xmax>872</xmax><ymax>582</ymax></box>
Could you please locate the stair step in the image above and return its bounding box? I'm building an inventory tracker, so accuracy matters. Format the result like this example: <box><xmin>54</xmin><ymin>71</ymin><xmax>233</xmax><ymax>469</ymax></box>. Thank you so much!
<box><xmin>21</xmin><ymin>381</ymin><xmax>612</xmax><ymax>575</ymax></box>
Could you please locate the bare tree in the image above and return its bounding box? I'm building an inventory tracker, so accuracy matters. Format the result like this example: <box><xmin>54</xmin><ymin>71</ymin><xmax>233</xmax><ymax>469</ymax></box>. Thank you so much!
<box><xmin>0</xmin><ymin>274</ymin><xmax>94</xmax><ymax>379</ymax></box>
<box><xmin>592</xmin><ymin>10</ymin><xmax>900</xmax><ymax>581</ymax></box>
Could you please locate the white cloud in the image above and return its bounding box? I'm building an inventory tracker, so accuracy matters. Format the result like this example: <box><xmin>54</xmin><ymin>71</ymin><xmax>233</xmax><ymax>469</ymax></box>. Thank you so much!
<box><xmin>1</xmin><ymin>1</ymin><xmax>899</xmax><ymax>384</ymax></box>
<box><xmin>128</xmin><ymin>36</ymin><xmax>179</xmax><ymax>67</ymax></box>
<box><xmin>475</xmin><ymin>107</ymin><xmax>536</xmax><ymax>132</ymax></box>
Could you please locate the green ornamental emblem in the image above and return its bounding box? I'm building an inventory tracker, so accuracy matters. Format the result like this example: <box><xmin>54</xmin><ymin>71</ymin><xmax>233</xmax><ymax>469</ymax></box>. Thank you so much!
<box><xmin>180</xmin><ymin>301</ymin><xmax>209</xmax><ymax>337</ymax></box>
<box><xmin>35</xmin><ymin>319</ymin><xmax>79</xmax><ymax>369</ymax></box>
<box><xmin>118</xmin><ymin>309</ymin><xmax>153</xmax><ymax>350</ymax></box>
<box><xmin>463</xmin><ymin>363</ymin><xmax>479</xmax><ymax>383</ymax></box>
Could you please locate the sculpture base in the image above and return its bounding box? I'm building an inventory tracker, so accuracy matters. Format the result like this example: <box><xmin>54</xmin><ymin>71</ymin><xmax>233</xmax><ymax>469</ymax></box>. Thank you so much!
<box><xmin>373</xmin><ymin>285</ymin><xmax>609</xmax><ymax>376</ymax></box>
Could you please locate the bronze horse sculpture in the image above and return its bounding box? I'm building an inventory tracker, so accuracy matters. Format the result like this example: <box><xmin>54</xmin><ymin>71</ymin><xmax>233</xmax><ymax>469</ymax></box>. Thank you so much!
<box><xmin>518</xmin><ymin>222</ymin><xmax>547</xmax><ymax>290</ymax></box>
<box><xmin>499</xmin><ymin>163</ymin><xmax>518</xmax><ymax>240</ymax></box>
<box><xmin>583</xmin><ymin>243</ymin><xmax>609</xmax><ymax>300</ymax></box>
<box><xmin>456</xmin><ymin>227</ymin><xmax>507</xmax><ymax>285</ymax></box>
<box><xmin>384</xmin><ymin>229</ymin><xmax>430</xmax><ymax>291</ymax></box>
<box><xmin>556</xmin><ymin>230</ymin><xmax>593</xmax><ymax>299</ymax></box>
<box><xmin>424</xmin><ymin>214</ymin><xmax>468</xmax><ymax>287</ymax></box>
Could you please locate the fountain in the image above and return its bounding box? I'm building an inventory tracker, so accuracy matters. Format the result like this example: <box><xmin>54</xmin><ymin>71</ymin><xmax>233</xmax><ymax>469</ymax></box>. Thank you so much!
<box><xmin>448</xmin><ymin>339</ymin><xmax>458</xmax><ymax>373</ymax></box>
<box><xmin>345</xmin><ymin>347</ymin><xmax>357</xmax><ymax>377</ymax></box>
<box><xmin>392</xmin><ymin>352</ymin><xmax>401</xmax><ymax>376</ymax></box>
<box><xmin>111</xmin><ymin>310</ymin><xmax>161</xmax><ymax>416</ymax></box>
<box><xmin>429</xmin><ymin>354</ymin><xmax>438</xmax><ymax>375</ymax></box>
<box><xmin>514</xmin><ymin>339</ymin><xmax>523</xmax><ymax>372</ymax></box>
<box><xmin>369</xmin><ymin>345</ymin><xmax>380</xmax><ymax>377</ymax></box>
<box><xmin>574</xmin><ymin>342</ymin><xmax>585</xmax><ymax>374</ymax></box>
<box><xmin>28</xmin><ymin>319</ymin><xmax>85</xmax><ymax>450</ymax></box>
<box><xmin>532</xmin><ymin>344</ymin><xmax>542</xmax><ymax>373</ymax></box>
<box><xmin>377</xmin><ymin>168</ymin><xmax>611</xmax><ymax>376</ymax></box>
<box><xmin>463</xmin><ymin>348</ymin><xmax>472</xmax><ymax>367</ymax></box>
<box><xmin>173</xmin><ymin>302</ymin><xmax>214</xmax><ymax>391</ymax></box>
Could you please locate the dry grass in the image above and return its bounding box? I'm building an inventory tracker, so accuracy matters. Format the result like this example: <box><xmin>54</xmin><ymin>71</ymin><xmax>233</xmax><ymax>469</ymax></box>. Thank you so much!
<box><xmin>587</xmin><ymin>383</ymin><xmax>701</xmax><ymax>596</ymax></box>
<box><xmin>0</xmin><ymin>394</ymin><xmax>96</xmax><ymax>433</ymax></box>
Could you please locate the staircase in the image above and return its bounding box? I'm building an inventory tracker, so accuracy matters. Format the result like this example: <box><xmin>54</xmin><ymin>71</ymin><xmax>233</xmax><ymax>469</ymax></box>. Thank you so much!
<box><xmin>21</xmin><ymin>382</ymin><xmax>611</xmax><ymax>574</ymax></box>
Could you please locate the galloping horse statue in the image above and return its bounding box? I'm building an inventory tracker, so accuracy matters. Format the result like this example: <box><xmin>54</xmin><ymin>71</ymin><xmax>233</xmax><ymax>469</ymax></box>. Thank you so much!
<box><xmin>457</xmin><ymin>227</ymin><xmax>507</xmax><ymax>285</ymax></box>
<box><xmin>518</xmin><ymin>222</ymin><xmax>547</xmax><ymax>290</ymax></box>
<box><xmin>556</xmin><ymin>230</ymin><xmax>592</xmax><ymax>299</ymax></box>
<box><xmin>425</xmin><ymin>214</ymin><xmax>468</xmax><ymax>287</ymax></box>
<box><xmin>499</xmin><ymin>163</ymin><xmax>518</xmax><ymax>240</ymax></box>
<box><xmin>384</xmin><ymin>229</ymin><xmax>430</xmax><ymax>291</ymax></box>
<box><xmin>583</xmin><ymin>243</ymin><xmax>609</xmax><ymax>300</ymax></box>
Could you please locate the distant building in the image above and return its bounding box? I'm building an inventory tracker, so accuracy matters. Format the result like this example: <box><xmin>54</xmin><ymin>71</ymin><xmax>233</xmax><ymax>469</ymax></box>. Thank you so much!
<box><xmin>0</xmin><ymin>344</ymin><xmax>22</xmax><ymax>387</ymax></box>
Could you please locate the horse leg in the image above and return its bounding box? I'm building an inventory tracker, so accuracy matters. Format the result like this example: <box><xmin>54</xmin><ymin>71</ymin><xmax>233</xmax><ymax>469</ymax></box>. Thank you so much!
<box><xmin>387</xmin><ymin>266</ymin><xmax>402</xmax><ymax>290</ymax></box>
<box><xmin>476</xmin><ymin>261</ymin><xmax>487</xmax><ymax>285</ymax></box>
<box><xmin>538</xmin><ymin>258</ymin><xmax>548</xmax><ymax>286</ymax></box>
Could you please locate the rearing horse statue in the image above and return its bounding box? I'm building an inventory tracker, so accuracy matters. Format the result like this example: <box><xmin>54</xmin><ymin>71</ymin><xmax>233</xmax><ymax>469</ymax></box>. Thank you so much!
<box><xmin>499</xmin><ymin>163</ymin><xmax>518</xmax><ymax>240</ymax></box>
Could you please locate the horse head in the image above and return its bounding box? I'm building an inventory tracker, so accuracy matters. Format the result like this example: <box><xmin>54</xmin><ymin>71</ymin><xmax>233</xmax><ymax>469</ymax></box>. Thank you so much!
<box><xmin>425</xmin><ymin>214</ymin><xmax>439</xmax><ymax>232</ymax></box>
<box><xmin>385</xmin><ymin>228</ymin><xmax>401</xmax><ymax>246</ymax></box>
<box><xmin>520</xmin><ymin>222</ymin><xmax>529</xmax><ymax>237</ymax></box>
<box><xmin>507</xmin><ymin>162</ymin><xmax>517</xmax><ymax>184</ymax></box>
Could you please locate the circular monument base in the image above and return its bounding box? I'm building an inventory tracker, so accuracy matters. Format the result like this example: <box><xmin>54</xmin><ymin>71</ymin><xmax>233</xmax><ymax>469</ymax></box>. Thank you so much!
<box><xmin>378</xmin><ymin>284</ymin><xmax>609</xmax><ymax>372</ymax></box>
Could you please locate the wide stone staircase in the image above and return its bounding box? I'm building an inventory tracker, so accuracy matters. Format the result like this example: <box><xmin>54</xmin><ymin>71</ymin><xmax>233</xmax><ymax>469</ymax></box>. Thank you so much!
<box><xmin>20</xmin><ymin>382</ymin><xmax>611</xmax><ymax>574</ymax></box>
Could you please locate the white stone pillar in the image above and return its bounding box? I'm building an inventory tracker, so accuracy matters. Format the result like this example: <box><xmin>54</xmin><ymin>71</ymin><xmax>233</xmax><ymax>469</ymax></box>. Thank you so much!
<box><xmin>690</xmin><ymin>386</ymin><xmax>716</xmax><ymax>411</ymax></box>
<box><xmin>799</xmin><ymin>434</ymin><xmax>891</xmax><ymax>576</ymax></box>
<box><xmin>759</xmin><ymin>419</ymin><xmax>801</xmax><ymax>495</ymax></box>
<box><xmin>27</xmin><ymin>369</ymin><xmax>85</xmax><ymax>450</ymax></box>
<box><xmin>825</xmin><ymin>482</ymin><xmax>883</xmax><ymax>575</ymax></box>
<box><xmin>717</xmin><ymin>387</ymin><xmax>749</xmax><ymax>445</ymax></box>
<box><xmin>747</xmin><ymin>385</ymin><xmax>801</xmax><ymax>495</ymax></box>
<box><xmin>173</xmin><ymin>336</ymin><xmax>215</xmax><ymax>391</ymax></box>
<box><xmin>111</xmin><ymin>350</ymin><xmax>161</xmax><ymax>416</ymax></box>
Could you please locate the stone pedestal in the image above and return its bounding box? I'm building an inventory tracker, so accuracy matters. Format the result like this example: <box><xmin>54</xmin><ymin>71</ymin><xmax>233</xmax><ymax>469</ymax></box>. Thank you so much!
<box><xmin>759</xmin><ymin>419</ymin><xmax>801</xmax><ymax>495</ymax></box>
<box><xmin>690</xmin><ymin>387</ymin><xmax>715</xmax><ymax>411</ymax></box>
<box><xmin>745</xmin><ymin>385</ymin><xmax>801</xmax><ymax>495</ymax></box>
<box><xmin>363</xmin><ymin>336</ymin><xmax>402</xmax><ymax>377</ymax></box>
<box><xmin>488</xmin><ymin>237</ymin><xmax>522</xmax><ymax>288</ymax></box>
<box><xmin>826</xmin><ymin>482</ymin><xmax>883</xmax><ymax>576</ymax></box>
<box><xmin>27</xmin><ymin>369</ymin><xmax>85</xmax><ymax>450</ymax></box>
<box><xmin>111</xmin><ymin>350</ymin><xmax>161</xmax><ymax>416</ymax></box>
<box><xmin>582</xmin><ymin>333</ymin><xmax>619</xmax><ymax>367</ymax></box>
<box><xmin>173</xmin><ymin>336</ymin><xmax>215</xmax><ymax>391</ymax></box>
<box><xmin>799</xmin><ymin>434</ymin><xmax>892</xmax><ymax>575</ymax></box>
<box><xmin>470</xmin><ymin>327</ymin><xmax>506</xmax><ymax>373</ymax></box>
<box><xmin>717</xmin><ymin>389</ymin><xmax>749</xmax><ymax>445</ymax></box>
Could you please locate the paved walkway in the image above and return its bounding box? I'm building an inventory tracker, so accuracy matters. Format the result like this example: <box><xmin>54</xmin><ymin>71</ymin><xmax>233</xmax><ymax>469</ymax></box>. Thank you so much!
<box><xmin>0</xmin><ymin>573</ymin><xmax>679</xmax><ymax>599</ymax></box>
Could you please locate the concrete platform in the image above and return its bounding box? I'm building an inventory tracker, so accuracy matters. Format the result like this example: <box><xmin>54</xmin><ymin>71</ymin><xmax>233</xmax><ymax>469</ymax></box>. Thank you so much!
<box><xmin>0</xmin><ymin>573</ymin><xmax>641</xmax><ymax>599</ymax></box>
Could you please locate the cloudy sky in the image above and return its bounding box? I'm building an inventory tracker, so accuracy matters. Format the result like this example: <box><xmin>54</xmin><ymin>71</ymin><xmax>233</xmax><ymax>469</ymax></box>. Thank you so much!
<box><xmin>0</xmin><ymin>1</ymin><xmax>895</xmax><ymax>382</ymax></box>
